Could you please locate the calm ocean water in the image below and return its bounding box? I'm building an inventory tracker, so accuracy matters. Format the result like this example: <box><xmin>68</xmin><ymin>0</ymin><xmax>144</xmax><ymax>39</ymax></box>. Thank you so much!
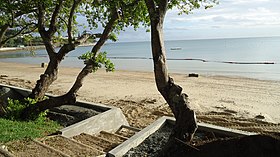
<box><xmin>1</xmin><ymin>36</ymin><xmax>280</xmax><ymax>81</ymax></box>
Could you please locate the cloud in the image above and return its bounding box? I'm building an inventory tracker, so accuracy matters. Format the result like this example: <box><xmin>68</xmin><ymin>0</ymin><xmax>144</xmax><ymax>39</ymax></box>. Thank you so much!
<box><xmin>82</xmin><ymin>0</ymin><xmax>280</xmax><ymax>42</ymax></box>
<box><xmin>164</xmin><ymin>0</ymin><xmax>280</xmax><ymax>30</ymax></box>
<box><xmin>225</xmin><ymin>0</ymin><xmax>270</xmax><ymax>5</ymax></box>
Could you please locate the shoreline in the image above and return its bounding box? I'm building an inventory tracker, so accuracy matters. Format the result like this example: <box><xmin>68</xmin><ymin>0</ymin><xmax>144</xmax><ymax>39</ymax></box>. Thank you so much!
<box><xmin>0</xmin><ymin>45</ymin><xmax>46</xmax><ymax>53</ymax></box>
<box><xmin>0</xmin><ymin>61</ymin><xmax>280</xmax><ymax>127</ymax></box>
<box><xmin>1</xmin><ymin>59</ymin><xmax>280</xmax><ymax>82</ymax></box>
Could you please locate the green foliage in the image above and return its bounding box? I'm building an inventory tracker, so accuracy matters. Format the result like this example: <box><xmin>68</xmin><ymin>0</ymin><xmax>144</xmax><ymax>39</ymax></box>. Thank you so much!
<box><xmin>83</xmin><ymin>0</ymin><xmax>150</xmax><ymax>35</ymax></box>
<box><xmin>78</xmin><ymin>51</ymin><xmax>115</xmax><ymax>72</ymax></box>
<box><xmin>4</xmin><ymin>97</ymin><xmax>48</xmax><ymax>121</ymax></box>
<box><xmin>168</xmin><ymin>0</ymin><xmax>219</xmax><ymax>15</ymax></box>
<box><xmin>0</xmin><ymin>96</ymin><xmax>60</xmax><ymax>143</ymax></box>
<box><xmin>0</xmin><ymin>118</ymin><xmax>61</xmax><ymax>143</ymax></box>
<box><xmin>108</xmin><ymin>33</ymin><xmax>118</xmax><ymax>42</ymax></box>
<box><xmin>0</xmin><ymin>0</ymin><xmax>37</xmax><ymax>46</ymax></box>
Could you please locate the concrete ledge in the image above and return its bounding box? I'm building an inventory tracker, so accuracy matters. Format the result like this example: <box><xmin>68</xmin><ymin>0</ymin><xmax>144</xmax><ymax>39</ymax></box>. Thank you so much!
<box><xmin>107</xmin><ymin>116</ymin><xmax>168</xmax><ymax>157</ymax></box>
<box><xmin>0</xmin><ymin>84</ymin><xmax>129</xmax><ymax>138</ymax></box>
<box><xmin>108</xmin><ymin>116</ymin><xmax>257</xmax><ymax>157</ymax></box>
<box><xmin>61</xmin><ymin>107</ymin><xmax>129</xmax><ymax>137</ymax></box>
<box><xmin>0</xmin><ymin>83</ymin><xmax>32</xmax><ymax>98</ymax></box>
<box><xmin>197</xmin><ymin>122</ymin><xmax>257</xmax><ymax>136</ymax></box>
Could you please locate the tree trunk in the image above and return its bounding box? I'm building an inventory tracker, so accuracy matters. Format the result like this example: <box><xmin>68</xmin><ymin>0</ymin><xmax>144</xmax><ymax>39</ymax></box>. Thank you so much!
<box><xmin>29</xmin><ymin>58</ymin><xmax>58</xmax><ymax>100</ymax></box>
<box><xmin>29</xmin><ymin>43</ymin><xmax>76</xmax><ymax>100</ymax></box>
<box><xmin>145</xmin><ymin>0</ymin><xmax>198</xmax><ymax>143</ymax></box>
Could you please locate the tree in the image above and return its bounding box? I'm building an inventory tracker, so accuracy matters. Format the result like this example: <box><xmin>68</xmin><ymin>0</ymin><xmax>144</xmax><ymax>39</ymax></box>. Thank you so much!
<box><xmin>28</xmin><ymin>0</ymin><xmax>88</xmax><ymax>100</ymax></box>
<box><xmin>144</xmin><ymin>0</ymin><xmax>217</xmax><ymax>149</ymax></box>
<box><xmin>21</xmin><ymin>0</ymin><xmax>149</xmax><ymax>118</ymax></box>
<box><xmin>0</xmin><ymin>0</ymin><xmax>36</xmax><ymax>48</ymax></box>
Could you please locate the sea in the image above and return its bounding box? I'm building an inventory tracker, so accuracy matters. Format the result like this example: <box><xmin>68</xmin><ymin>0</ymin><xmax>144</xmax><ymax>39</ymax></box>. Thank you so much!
<box><xmin>1</xmin><ymin>36</ymin><xmax>280</xmax><ymax>81</ymax></box>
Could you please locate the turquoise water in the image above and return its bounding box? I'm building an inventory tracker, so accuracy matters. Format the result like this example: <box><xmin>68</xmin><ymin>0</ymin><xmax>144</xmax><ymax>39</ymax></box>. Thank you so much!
<box><xmin>1</xmin><ymin>36</ymin><xmax>280</xmax><ymax>81</ymax></box>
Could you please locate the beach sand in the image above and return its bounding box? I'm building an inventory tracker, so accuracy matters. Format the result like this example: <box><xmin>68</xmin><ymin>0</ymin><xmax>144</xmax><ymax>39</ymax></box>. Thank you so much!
<box><xmin>0</xmin><ymin>61</ymin><xmax>280</xmax><ymax>131</ymax></box>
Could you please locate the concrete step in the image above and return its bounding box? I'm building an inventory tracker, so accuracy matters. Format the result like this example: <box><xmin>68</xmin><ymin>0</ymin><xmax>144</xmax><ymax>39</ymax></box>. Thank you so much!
<box><xmin>2</xmin><ymin>139</ymin><xmax>69</xmax><ymax>157</ymax></box>
<box><xmin>41</xmin><ymin>135</ymin><xmax>104</xmax><ymax>156</ymax></box>
<box><xmin>99</xmin><ymin>131</ymin><xmax>128</xmax><ymax>143</ymax></box>
<box><xmin>73</xmin><ymin>133</ymin><xmax>119</xmax><ymax>152</ymax></box>
<box><xmin>71</xmin><ymin>126</ymin><xmax>139</xmax><ymax>154</ymax></box>
<box><xmin>115</xmin><ymin>125</ymin><xmax>141</xmax><ymax>138</ymax></box>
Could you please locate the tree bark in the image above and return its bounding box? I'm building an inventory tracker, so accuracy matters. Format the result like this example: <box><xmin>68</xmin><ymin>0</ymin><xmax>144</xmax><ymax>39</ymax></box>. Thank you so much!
<box><xmin>145</xmin><ymin>0</ymin><xmax>198</xmax><ymax>143</ymax></box>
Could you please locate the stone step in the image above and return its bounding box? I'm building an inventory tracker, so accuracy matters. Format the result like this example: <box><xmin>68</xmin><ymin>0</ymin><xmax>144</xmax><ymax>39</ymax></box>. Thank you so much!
<box><xmin>98</xmin><ymin>131</ymin><xmax>128</xmax><ymax>143</ymax></box>
<box><xmin>115</xmin><ymin>125</ymin><xmax>141</xmax><ymax>138</ymax></box>
<box><xmin>72</xmin><ymin>133</ymin><xmax>105</xmax><ymax>151</ymax></box>
<box><xmin>3</xmin><ymin>139</ymin><xmax>69</xmax><ymax>157</ymax></box>
<box><xmin>73</xmin><ymin>133</ymin><xmax>119</xmax><ymax>152</ymax></box>
<box><xmin>41</xmin><ymin>135</ymin><xmax>104</xmax><ymax>156</ymax></box>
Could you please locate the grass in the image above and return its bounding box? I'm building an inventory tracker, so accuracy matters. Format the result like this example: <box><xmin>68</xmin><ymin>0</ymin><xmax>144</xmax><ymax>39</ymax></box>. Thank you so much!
<box><xmin>0</xmin><ymin>118</ymin><xmax>62</xmax><ymax>143</ymax></box>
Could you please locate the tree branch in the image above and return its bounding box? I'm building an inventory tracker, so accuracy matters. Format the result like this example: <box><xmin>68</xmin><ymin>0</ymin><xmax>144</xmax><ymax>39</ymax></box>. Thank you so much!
<box><xmin>56</xmin><ymin>0</ymin><xmax>83</xmax><ymax>61</ymax></box>
<box><xmin>37</xmin><ymin>3</ymin><xmax>56</xmax><ymax>59</ymax></box>
<box><xmin>48</xmin><ymin>0</ymin><xmax>64</xmax><ymax>36</ymax></box>
<box><xmin>2</xmin><ymin>24</ymin><xmax>36</xmax><ymax>45</ymax></box>
<box><xmin>91</xmin><ymin>9</ymin><xmax>119</xmax><ymax>56</ymax></box>
<box><xmin>67</xmin><ymin>0</ymin><xmax>82</xmax><ymax>43</ymax></box>
<box><xmin>67</xmin><ymin>8</ymin><xmax>120</xmax><ymax>96</ymax></box>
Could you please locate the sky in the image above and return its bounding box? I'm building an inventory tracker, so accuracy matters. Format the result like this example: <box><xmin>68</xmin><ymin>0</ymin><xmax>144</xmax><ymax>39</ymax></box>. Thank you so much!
<box><xmin>113</xmin><ymin>0</ymin><xmax>280</xmax><ymax>42</ymax></box>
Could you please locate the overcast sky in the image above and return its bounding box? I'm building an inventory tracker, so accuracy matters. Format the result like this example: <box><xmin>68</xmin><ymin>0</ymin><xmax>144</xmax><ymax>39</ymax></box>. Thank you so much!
<box><xmin>114</xmin><ymin>0</ymin><xmax>280</xmax><ymax>42</ymax></box>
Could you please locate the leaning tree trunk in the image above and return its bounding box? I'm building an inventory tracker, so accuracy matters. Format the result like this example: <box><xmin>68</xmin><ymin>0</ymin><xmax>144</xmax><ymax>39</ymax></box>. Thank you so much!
<box><xmin>28</xmin><ymin>43</ymin><xmax>76</xmax><ymax>100</ymax></box>
<box><xmin>145</xmin><ymin>0</ymin><xmax>198</xmax><ymax>144</ymax></box>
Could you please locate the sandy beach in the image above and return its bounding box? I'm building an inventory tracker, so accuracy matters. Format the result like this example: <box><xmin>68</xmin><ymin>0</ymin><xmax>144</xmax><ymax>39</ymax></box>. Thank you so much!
<box><xmin>0</xmin><ymin>61</ymin><xmax>280</xmax><ymax>131</ymax></box>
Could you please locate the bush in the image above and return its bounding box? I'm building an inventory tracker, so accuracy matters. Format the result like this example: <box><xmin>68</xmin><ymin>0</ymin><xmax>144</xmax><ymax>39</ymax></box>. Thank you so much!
<box><xmin>4</xmin><ymin>97</ymin><xmax>48</xmax><ymax>121</ymax></box>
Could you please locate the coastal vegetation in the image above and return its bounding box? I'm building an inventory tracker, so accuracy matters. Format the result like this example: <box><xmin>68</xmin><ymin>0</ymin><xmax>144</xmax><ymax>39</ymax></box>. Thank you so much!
<box><xmin>1</xmin><ymin>0</ymin><xmax>218</xmax><ymax>145</ymax></box>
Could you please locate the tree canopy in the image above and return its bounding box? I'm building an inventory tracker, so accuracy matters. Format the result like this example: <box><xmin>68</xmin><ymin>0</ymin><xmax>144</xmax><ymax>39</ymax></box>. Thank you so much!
<box><xmin>0</xmin><ymin>0</ymin><xmax>37</xmax><ymax>47</ymax></box>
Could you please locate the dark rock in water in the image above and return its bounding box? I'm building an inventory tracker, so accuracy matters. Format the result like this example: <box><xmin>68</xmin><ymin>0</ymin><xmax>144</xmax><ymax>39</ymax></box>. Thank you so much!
<box><xmin>255</xmin><ymin>114</ymin><xmax>265</xmax><ymax>119</ymax></box>
<box><xmin>189</xmin><ymin>73</ymin><xmax>199</xmax><ymax>77</ymax></box>
<box><xmin>0</xmin><ymin>75</ymin><xmax>8</xmax><ymax>78</ymax></box>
